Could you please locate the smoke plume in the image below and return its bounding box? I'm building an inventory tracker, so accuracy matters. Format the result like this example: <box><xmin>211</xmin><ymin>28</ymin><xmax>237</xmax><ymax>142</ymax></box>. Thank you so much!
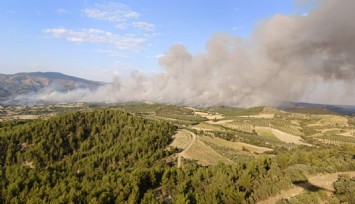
<box><xmin>21</xmin><ymin>0</ymin><xmax>355</xmax><ymax>106</ymax></box>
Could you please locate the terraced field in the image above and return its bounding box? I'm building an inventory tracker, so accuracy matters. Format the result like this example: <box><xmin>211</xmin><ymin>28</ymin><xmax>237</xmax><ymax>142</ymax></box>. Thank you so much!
<box><xmin>170</xmin><ymin>130</ymin><xmax>194</xmax><ymax>149</ymax></box>
<box><xmin>167</xmin><ymin>106</ymin><xmax>355</xmax><ymax>166</ymax></box>
<box><xmin>170</xmin><ymin>128</ymin><xmax>274</xmax><ymax>166</ymax></box>
<box><xmin>170</xmin><ymin>130</ymin><xmax>234</xmax><ymax>166</ymax></box>
<box><xmin>315</xmin><ymin>135</ymin><xmax>355</xmax><ymax>145</ymax></box>
<box><xmin>194</xmin><ymin>111</ymin><xmax>224</xmax><ymax>120</ymax></box>
<box><xmin>206</xmin><ymin>119</ymin><xmax>234</xmax><ymax>125</ymax></box>
<box><xmin>191</xmin><ymin>122</ymin><xmax>225</xmax><ymax>131</ymax></box>
<box><xmin>181</xmin><ymin>136</ymin><xmax>233</xmax><ymax>166</ymax></box>
<box><xmin>270</xmin><ymin>120</ymin><xmax>303</xmax><ymax>136</ymax></box>
<box><xmin>200</xmin><ymin>136</ymin><xmax>272</xmax><ymax>154</ymax></box>
<box><xmin>317</xmin><ymin>115</ymin><xmax>348</xmax><ymax>127</ymax></box>
<box><xmin>221</xmin><ymin>120</ymin><xmax>255</xmax><ymax>133</ymax></box>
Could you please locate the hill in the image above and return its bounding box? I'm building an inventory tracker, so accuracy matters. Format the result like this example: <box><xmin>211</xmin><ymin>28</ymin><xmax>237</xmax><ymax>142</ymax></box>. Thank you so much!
<box><xmin>277</xmin><ymin>101</ymin><xmax>355</xmax><ymax>116</ymax></box>
<box><xmin>0</xmin><ymin>109</ymin><xmax>177</xmax><ymax>203</ymax></box>
<box><xmin>1</xmin><ymin>104</ymin><xmax>355</xmax><ymax>203</ymax></box>
<box><xmin>0</xmin><ymin>72</ymin><xmax>104</xmax><ymax>103</ymax></box>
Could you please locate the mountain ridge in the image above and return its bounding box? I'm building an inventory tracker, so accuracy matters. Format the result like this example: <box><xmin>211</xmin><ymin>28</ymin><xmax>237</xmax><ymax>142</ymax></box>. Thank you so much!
<box><xmin>276</xmin><ymin>101</ymin><xmax>355</xmax><ymax>116</ymax></box>
<box><xmin>0</xmin><ymin>72</ymin><xmax>105</xmax><ymax>103</ymax></box>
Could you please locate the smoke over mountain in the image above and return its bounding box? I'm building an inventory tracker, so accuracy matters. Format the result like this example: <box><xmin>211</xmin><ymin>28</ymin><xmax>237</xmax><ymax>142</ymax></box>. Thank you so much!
<box><xmin>20</xmin><ymin>0</ymin><xmax>355</xmax><ymax>106</ymax></box>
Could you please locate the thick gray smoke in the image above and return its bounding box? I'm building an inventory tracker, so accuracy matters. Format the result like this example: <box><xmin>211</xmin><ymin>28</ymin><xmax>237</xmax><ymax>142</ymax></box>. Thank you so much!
<box><xmin>21</xmin><ymin>0</ymin><xmax>355</xmax><ymax>106</ymax></box>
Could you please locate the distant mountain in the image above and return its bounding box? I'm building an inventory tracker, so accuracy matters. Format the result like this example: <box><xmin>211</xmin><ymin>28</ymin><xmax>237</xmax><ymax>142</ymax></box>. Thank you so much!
<box><xmin>276</xmin><ymin>101</ymin><xmax>355</xmax><ymax>116</ymax></box>
<box><xmin>0</xmin><ymin>72</ymin><xmax>105</xmax><ymax>103</ymax></box>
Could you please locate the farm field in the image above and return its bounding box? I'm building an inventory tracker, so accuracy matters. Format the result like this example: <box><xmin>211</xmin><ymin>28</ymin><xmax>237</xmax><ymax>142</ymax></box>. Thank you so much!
<box><xmin>191</xmin><ymin>122</ymin><xmax>225</xmax><ymax>131</ymax></box>
<box><xmin>172</xmin><ymin>130</ymin><xmax>233</xmax><ymax>166</ymax></box>
<box><xmin>199</xmin><ymin>135</ymin><xmax>272</xmax><ymax>154</ymax></box>
<box><xmin>255</xmin><ymin>126</ymin><xmax>280</xmax><ymax>141</ymax></box>
<box><xmin>194</xmin><ymin>111</ymin><xmax>224</xmax><ymax>120</ymax></box>
<box><xmin>169</xmin><ymin>130</ymin><xmax>194</xmax><ymax>149</ymax></box>
<box><xmin>166</xmin><ymin>105</ymin><xmax>355</xmax><ymax>166</ymax></box>
<box><xmin>270</xmin><ymin>128</ymin><xmax>312</xmax><ymax>146</ymax></box>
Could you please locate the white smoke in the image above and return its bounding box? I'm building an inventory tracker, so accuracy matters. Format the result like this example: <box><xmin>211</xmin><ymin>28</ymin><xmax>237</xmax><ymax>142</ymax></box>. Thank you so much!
<box><xmin>20</xmin><ymin>0</ymin><xmax>355</xmax><ymax>106</ymax></box>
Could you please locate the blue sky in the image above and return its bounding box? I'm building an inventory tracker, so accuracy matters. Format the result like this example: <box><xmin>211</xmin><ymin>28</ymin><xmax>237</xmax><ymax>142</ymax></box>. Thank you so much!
<box><xmin>0</xmin><ymin>0</ymin><xmax>314</xmax><ymax>81</ymax></box>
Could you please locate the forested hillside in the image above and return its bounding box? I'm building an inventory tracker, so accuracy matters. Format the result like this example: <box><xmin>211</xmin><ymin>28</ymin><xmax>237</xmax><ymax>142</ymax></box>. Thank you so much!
<box><xmin>0</xmin><ymin>109</ymin><xmax>177</xmax><ymax>203</ymax></box>
<box><xmin>1</xmin><ymin>108</ymin><xmax>355</xmax><ymax>203</ymax></box>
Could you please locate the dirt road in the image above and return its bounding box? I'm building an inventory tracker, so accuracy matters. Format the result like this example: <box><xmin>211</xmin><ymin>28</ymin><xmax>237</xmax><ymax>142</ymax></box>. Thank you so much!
<box><xmin>177</xmin><ymin>130</ymin><xmax>196</xmax><ymax>167</ymax></box>
<box><xmin>257</xmin><ymin>171</ymin><xmax>355</xmax><ymax>204</ymax></box>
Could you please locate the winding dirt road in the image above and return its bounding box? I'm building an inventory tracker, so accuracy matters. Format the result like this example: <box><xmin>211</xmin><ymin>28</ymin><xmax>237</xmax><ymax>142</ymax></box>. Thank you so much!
<box><xmin>177</xmin><ymin>130</ymin><xmax>196</xmax><ymax>168</ymax></box>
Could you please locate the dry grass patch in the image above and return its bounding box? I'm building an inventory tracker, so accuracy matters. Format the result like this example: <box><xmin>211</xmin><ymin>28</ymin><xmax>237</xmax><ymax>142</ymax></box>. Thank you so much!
<box><xmin>271</xmin><ymin>128</ymin><xmax>312</xmax><ymax>146</ymax></box>
<box><xmin>16</xmin><ymin>115</ymin><xmax>40</xmax><ymax>120</ymax></box>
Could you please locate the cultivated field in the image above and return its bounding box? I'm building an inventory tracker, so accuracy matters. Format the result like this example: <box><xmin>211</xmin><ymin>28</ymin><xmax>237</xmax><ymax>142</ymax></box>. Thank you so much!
<box><xmin>255</xmin><ymin>126</ymin><xmax>280</xmax><ymax>141</ymax></box>
<box><xmin>270</xmin><ymin>128</ymin><xmax>312</xmax><ymax>146</ymax></box>
<box><xmin>200</xmin><ymin>135</ymin><xmax>272</xmax><ymax>154</ymax></box>
<box><xmin>194</xmin><ymin>111</ymin><xmax>224</xmax><ymax>120</ymax></box>
<box><xmin>170</xmin><ymin>130</ymin><xmax>194</xmax><ymax>149</ymax></box>
<box><xmin>221</xmin><ymin>120</ymin><xmax>255</xmax><ymax>133</ymax></box>
<box><xmin>191</xmin><ymin>122</ymin><xmax>225</xmax><ymax>131</ymax></box>
<box><xmin>181</xmin><ymin>136</ymin><xmax>233</xmax><ymax>166</ymax></box>
<box><xmin>239</xmin><ymin>114</ymin><xmax>275</xmax><ymax>119</ymax></box>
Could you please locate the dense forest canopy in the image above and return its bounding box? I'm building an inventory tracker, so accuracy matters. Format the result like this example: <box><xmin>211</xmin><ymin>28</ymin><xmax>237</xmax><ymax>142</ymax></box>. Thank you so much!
<box><xmin>0</xmin><ymin>109</ymin><xmax>177</xmax><ymax>203</ymax></box>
